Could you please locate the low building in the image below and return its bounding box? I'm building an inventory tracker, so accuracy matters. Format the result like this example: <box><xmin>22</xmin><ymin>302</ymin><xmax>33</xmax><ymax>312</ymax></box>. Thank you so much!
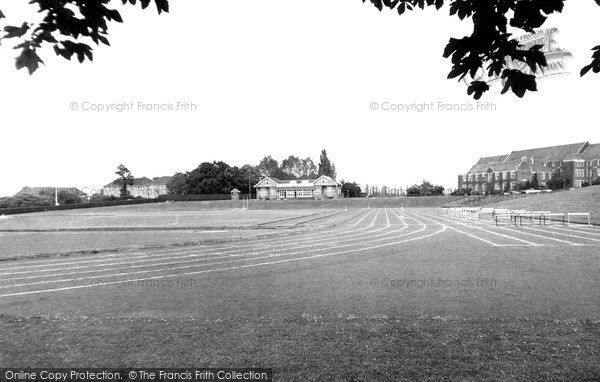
<box><xmin>458</xmin><ymin>142</ymin><xmax>600</xmax><ymax>192</ymax></box>
<box><xmin>254</xmin><ymin>176</ymin><xmax>341</xmax><ymax>200</ymax></box>
<box><xmin>231</xmin><ymin>188</ymin><xmax>241</xmax><ymax>201</ymax></box>
<box><xmin>103</xmin><ymin>176</ymin><xmax>172</xmax><ymax>199</ymax></box>
<box><xmin>13</xmin><ymin>187</ymin><xmax>86</xmax><ymax>198</ymax></box>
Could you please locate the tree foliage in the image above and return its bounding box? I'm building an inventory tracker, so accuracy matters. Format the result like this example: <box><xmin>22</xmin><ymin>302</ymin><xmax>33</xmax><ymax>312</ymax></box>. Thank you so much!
<box><xmin>318</xmin><ymin>149</ymin><xmax>336</xmax><ymax>179</ymax></box>
<box><xmin>363</xmin><ymin>0</ymin><xmax>600</xmax><ymax>99</ymax></box>
<box><xmin>281</xmin><ymin>156</ymin><xmax>318</xmax><ymax>179</ymax></box>
<box><xmin>0</xmin><ymin>0</ymin><xmax>169</xmax><ymax>74</ymax></box>
<box><xmin>546</xmin><ymin>173</ymin><xmax>570</xmax><ymax>190</ymax></box>
<box><xmin>258</xmin><ymin>154</ymin><xmax>320</xmax><ymax>180</ymax></box>
<box><xmin>169</xmin><ymin>161</ymin><xmax>261</xmax><ymax>196</ymax></box>
<box><xmin>406</xmin><ymin>179</ymin><xmax>445</xmax><ymax>196</ymax></box>
<box><xmin>115</xmin><ymin>164</ymin><xmax>134</xmax><ymax>199</ymax></box>
<box><xmin>166</xmin><ymin>172</ymin><xmax>189</xmax><ymax>195</ymax></box>
<box><xmin>530</xmin><ymin>173</ymin><xmax>540</xmax><ymax>190</ymax></box>
<box><xmin>341</xmin><ymin>181</ymin><xmax>362</xmax><ymax>198</ymax></box>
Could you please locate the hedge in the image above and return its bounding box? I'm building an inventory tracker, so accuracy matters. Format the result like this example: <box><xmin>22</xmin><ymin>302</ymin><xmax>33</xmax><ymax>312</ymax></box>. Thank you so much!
<box><xmin>0</xmin><ymin>198</ymin><xmax>159</xmax><ymax>216</ymax></box>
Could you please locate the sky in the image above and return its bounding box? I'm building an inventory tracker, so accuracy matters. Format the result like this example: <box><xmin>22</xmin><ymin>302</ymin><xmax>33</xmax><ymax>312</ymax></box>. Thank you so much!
<box><xmin>1</xmin><ymin>0</ymin><xmax>600</xmax><ymax>197</ymax></box>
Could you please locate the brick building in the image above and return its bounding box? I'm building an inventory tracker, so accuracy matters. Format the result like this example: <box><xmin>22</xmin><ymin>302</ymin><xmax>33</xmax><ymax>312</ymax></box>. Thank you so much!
<box><xmin>254</xmin><ymin>176</ymin><xmax>341</xmax><ymax>200</ymax></box>
<box><xmin>103</xmin><ymin>176</ymin><xmax>172</xmax><ymax>199</ymax></box>
<box><xmin>458</xmin><ymin>142</ymin><xmax>600</xmax><ymax>193</ymax></box>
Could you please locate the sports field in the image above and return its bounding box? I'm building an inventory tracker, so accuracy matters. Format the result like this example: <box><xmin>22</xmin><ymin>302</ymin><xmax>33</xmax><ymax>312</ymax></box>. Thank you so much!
<box><xmin>1</xmin><ymin>205</ymin><xmax>599</xmax><ymax>381</ymax></box>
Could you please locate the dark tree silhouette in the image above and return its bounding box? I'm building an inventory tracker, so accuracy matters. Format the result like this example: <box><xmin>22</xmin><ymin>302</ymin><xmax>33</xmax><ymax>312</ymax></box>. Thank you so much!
<box><xmin>317</xmin><ymin>149</ymin><xmax>336</xmax><ymax>179</ymax></box>
<box><xmin>115</xmin><ymin>164</ymin><xmax>134</xmax><ymax>199</ymax></box>
<box><xmin>363</xmin><ymin>0</ymin><xmax>600</xmax><ymax>99</ymax></box>
<box><xmin>0</xmin><ymin>0</ymin><xmax>169</xmax><ymax>74</ymax></box>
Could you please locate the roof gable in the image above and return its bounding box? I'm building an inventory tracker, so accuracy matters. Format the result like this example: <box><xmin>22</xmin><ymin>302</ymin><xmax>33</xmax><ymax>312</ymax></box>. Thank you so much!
<box><xmin>504</xmin><ymin>142</ymin><xmax>588</xmax><ymax>163</ymax></box>
<box><xmin>254</xmin><ymin>176</ymin><xmax>279</xmax><ymax>188</ymax></box>
<box><xmin>579</xmin><ymin>143</ymin><xmax>600</xmax><ymax>160</ymax></box>
<box><xmin>313</xmin><ymin>175</ymin><xmax>340</xmax><ymax>186</ymax></box>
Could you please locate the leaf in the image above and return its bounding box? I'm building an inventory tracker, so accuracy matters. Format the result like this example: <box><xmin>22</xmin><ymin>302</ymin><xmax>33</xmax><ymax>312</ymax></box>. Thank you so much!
<box><xmin>4</xmin><ymin>22</ymin><xmax>29</xmax><ymax>39</ymax></box>
<box><xmin>371</xmin><ymin>0</ymin><xmax>383</xmax><ymax>11</ymax></box>
<box><xmin>581</xmin><ymin>45</ymin><xmax>600</xmax><ymax>77</ymax></box>
<box><xmin>397</xmin><ymin>3</ymin><xmax>406</xmax><ymax>15</ymax></box>
<box><xmin>154</xmin><ymin>0</ymin><xmax>169</xmax><ymax>14</ymax></box>
<box><xmin>54</xmin><ymin>40</ymin><xmax>93</xmax><ymax>63</ymax></box>
<box><xmin>105</xmin><ymin>9</ymin><xmax>123</xmax><ymax>23</ymax></box>
<box><xmin>500</xmin><ymin>69</ymin><xmax>537</xmax><ymax>98</ymax></box>
<box><xmin>467</xmin><ymin>81</ymin><xmax>489</xmax><ymax>100</ymax></box>
<box><xmin>0</xmin><ymin>10</ymin><xmax>5</xmax><ymax>19</ymax></box>
<box><xmin>15</xmin><ymin>48</ymin><xmax>44</xmax><ymax>75</ymax></box>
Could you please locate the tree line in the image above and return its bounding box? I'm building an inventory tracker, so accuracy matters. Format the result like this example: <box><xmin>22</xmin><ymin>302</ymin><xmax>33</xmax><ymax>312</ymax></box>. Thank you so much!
<box><xmin>166</xmin><ymin>149</ymin><xmax>338</xmax><ymax>196</ymax></box>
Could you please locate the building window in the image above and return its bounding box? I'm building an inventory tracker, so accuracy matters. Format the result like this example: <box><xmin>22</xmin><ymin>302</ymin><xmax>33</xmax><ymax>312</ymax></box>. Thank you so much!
<box><xmin>279</xmin><ymin>190</ymin><xmax>286</xmax><ymax>198</ymax></box>
<box><xmin>468</xmin><ymin>175</ymin><xmax>473</xmax><ymax>182</ymax></box>
<box><xmin>511</xmin><ymin>171</ymin><xmax>516</xmax><ymax>179</ymax></box>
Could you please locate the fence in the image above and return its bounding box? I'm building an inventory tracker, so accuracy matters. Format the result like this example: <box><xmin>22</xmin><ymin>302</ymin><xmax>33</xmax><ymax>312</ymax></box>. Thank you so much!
<box><xmin>438</xmin><ymin>206</ymin><xmax>592</xmax><ymax>227</ymax></box>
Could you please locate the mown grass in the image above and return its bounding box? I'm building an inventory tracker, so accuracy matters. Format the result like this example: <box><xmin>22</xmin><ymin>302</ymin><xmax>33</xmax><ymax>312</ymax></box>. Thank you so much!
<box><xmin>487</xmin><ymin>185</ymin><xmax>600</xmax><ymax>224</ymax></box>
<box><xmin>1</xmin><ymin>313</ymin><xmax>598</xmax><ymax>381</ymax></box>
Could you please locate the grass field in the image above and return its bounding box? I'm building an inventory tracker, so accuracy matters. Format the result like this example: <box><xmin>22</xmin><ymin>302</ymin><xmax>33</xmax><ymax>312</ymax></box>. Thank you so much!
<box><xmin>1</xmin><ymin>203</ymin><xmax>599</xmax><ymax>381</ymax></box>
<box><xmin>485</xmin><ymin>185</ymin><xmax>600</xmax><ymax>225</ymax></box>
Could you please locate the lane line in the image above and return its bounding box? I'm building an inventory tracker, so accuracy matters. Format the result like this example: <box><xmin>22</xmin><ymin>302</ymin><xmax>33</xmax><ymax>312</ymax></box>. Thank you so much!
<box><xmin>0</xmin><ymin>219</ymin><xmax>446</xmax><ymax>298</ymax></box>
<box><xmin>1</xmin><ymin>211</ymin><xmax>424</xmax><ymax>289</ymax></box>
<box><xmin>413</xmin><ymin>210</ymin><xmax>540</xmax><ymax>246</ymax></box>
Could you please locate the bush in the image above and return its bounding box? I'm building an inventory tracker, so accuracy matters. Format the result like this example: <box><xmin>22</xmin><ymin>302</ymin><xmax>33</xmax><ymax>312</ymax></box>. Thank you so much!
<box><xmin>158</xmin><ymin>194</ymin><xmax>232</xmax><ymax>202</ymax></box>
<box><xmin>89</xmin><ymin>194</ymin><xmax>119</xmax><ymax>203</ymax></box>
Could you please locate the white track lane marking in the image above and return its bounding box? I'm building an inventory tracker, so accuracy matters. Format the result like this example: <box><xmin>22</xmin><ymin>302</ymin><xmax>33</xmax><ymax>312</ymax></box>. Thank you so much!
<box><xmin>1</xmin><ymin>210</ymin><xmax>422</xmax><ymax>288</ymax></box>
<box><xmin>0</xmin><ymin>210</ymin><xmax>391</xmax><ymax>277</ymax></box>
<box><xmin>520</xmin><ymin>225</ymin><xmax>600</xmax><ymax>242</ymax></box>
<box><xmin>548</xmin><ymin>225</ymin><xmax>600</xmax><ymax>237</ymax></box>
<box><xmin>0</xmin><ymin>215</ymin><xmax>445</xmax><ymax>298</ymax></box>
<box><xmin>407</xmin><ymin>210</ymin><xmax>502</xmax><ymax>246</ymax></box>
<box><xmin>0</xmin><ymin>210</ymin><xmax>376</xmax><ymax>272</ymax></box>
<box><xmin>0</xmin><ymin>209</ymin><xmax>372</xmax><ymax>269</ymax></box>
<box><xmin>413</xmin><ymin>210</ymin><xmax>540</xmax><ymax>246</ymax></box>
<box><xmin>463</xmin><ymin>216</ymin><xmax>582</xmax><ymax>246</ymax></box>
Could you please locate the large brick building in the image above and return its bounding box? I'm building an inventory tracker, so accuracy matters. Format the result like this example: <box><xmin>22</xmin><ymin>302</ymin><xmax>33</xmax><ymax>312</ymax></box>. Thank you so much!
<box><xmin>103</xmin><ymin>176</ymin><xmax>172</xmax><ymax>199</ymax></box>
<box><xmin>458</xmin><ymin>142</ymin><xmax>600</xmax><ymax>193</ymax></box>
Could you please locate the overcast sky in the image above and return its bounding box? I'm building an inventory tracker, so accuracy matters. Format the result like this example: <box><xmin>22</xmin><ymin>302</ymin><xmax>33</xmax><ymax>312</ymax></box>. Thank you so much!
<box><xmin>1</xmin><ymin>1</ymin><xmax>600</xmax><ymax>197</ymax></box>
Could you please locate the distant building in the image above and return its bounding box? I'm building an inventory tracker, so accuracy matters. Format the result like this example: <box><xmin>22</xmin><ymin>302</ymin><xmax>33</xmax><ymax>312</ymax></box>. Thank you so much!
<box><xmin>14</xmin><ymin>187</ymin><xmax>86</xmax><ymax>198</ymax></box>
<box><xmin>458</xmin><ymin>142</ymin><xmax>600</xmax><ymax>192</ymax></box>
<box><xmin>230</xmin><ymin>188</ymin><xmax>241</xmax><ymax>201</ymax></box>
<box><xmin>254</xmin><ymin>176</ymin><xmax>341</xmax><ymax>200</ymax></box>
<box><xmin>103</xmin><ymin>176</ymin><xmax>172</xmax><ymax>199</ymax></box>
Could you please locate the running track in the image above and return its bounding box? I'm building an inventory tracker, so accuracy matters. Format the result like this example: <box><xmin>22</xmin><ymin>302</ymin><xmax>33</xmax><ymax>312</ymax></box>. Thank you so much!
<box><xmin>2</xmin><ymin>208</ymin><xmax>600</xmax><ymax>300</ymax></box>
